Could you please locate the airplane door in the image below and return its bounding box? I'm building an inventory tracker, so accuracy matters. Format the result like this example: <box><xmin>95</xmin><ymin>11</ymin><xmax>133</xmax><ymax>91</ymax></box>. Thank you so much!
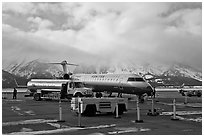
<box><xmin>61</xmin><ymin>83</ymin><xmax>68</xmax><ymax>99</ymax></box>
<box><xmin>119</xmin><ymin>78</ymin><xmax>123</xmax><ymax>90</ymax></box>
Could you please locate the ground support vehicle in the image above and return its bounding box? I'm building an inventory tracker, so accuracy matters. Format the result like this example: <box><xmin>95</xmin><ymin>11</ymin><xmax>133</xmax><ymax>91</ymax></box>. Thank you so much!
<box><xmin>186</xmin><ymin>90</ymin><xmax>202</xmax><ymax>97</ymax></box>
<box><xmin>179</xmin><ymin>89</ymin><xmax>202</xmax><ymax>97</ymax></box>
<box><xmin>28</xmin><ymin>80</ymin><xmax>93</xmax><ymax>101</ymax></box>
<box><xmin>71</xmin><ymin>97</ymin><xmax>128</xmax><ymax>116</ymax></box>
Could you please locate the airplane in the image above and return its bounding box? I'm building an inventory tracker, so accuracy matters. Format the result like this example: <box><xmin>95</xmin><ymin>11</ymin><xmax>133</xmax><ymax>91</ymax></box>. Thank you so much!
<box><xmin>52</xmin><ymin>61</ymin><xmax>153</xmax><ymax>97</ymax></box>
<box><xmin>154</xmin><ymin>83</ymin><xmax>202</xmax><ymax>97</ymax></box>
<box><xmin>177</xmin><ymin>84</ymin><xmax>202</xmax><ymax>97</ymax></box>
<box><xmin>26</xmin><ymin>60</ymin><xmax>154</xmax><ymax>101</ymax></box>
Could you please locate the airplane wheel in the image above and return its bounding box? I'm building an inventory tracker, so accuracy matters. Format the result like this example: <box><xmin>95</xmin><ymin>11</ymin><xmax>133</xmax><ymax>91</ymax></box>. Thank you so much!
<box><xmin>187</xmin><ymin>94</ymin><xmax>192</xmax><ymax>97</ymax></box>
<box><xmin>33</xmin><ymin>93</ymin><xmax>41</xmax><ymax>101</ymax></box>
<box><xmin>197</xmin><ymin>93</ymin><xmax>201</xmax><ymax>97</ymax></box>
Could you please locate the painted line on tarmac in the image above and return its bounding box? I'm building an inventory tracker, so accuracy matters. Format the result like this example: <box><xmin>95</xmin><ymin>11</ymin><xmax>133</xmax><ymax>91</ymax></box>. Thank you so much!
<box><xmin>85</xmin><ymin>124</ymin><xmax>116</xmax><ymax>129</ymax></box>
<box><xmin>8</xmin><ymin>127</ymin><xmax>82</xmax><ymax>135</ymax></box>
<box><xmin>24</xmin><ymin>110</ymin><xmax>36</xmax><ymax>116</ymax></box>
<box><xmin>157</xmin><ymin>102</ymin><xmax>202</xmax><ymax>108</ymax></box>
<box><xmin>11</xmin><ymin>106</ymin><xmax>24</xmax><ymax>116</ymax></box>
<box><xmin>2</xmin><ymin>119</ymin><xmax>58</xmax><ymax>126</ymax></box>
<box><xmin>89</xmin><ymin>132</ymin><xmax>105</xmax><ymax>135</ymax></box>
<box><xmin>8</xmin><ymin>124</ymin><xmax>116</xmax><ymax>135</ymax></box>
<box><xmin>47</xmin><ymin>122</ymin><xmax>69</xmax><ymax>129</ymax></box>
<box><xmin>161</xmin><ymin>111</ymin><xmax>202</xmax><ymax>123</ymax></box>
<box><xmin>4</xmin><ymin>99</ymin><xmax>23</xmax><ymax>102</ymax></box>
<box><xmin>108</xmin><ymin>127</ymin><xmax>151</xmax><ymax>134</ymax></box>
<box><xmin>20</xmin><ymin>128</ymin><xmax>33</xmax><ymax>132</ymax></box>
<box><xmin>175</xmin><ymin>116</ymin><xmax>202</xmax><ymax>123</ymax></box>
<box><xmin>11</xmin><ymin>106</ymin><xmax>36</xmax><ymax>116</ymax></box>
<box><xmin>161</xmin><ymin>111</ymin><xmax>202</xmax><ymax>116</ymax></box>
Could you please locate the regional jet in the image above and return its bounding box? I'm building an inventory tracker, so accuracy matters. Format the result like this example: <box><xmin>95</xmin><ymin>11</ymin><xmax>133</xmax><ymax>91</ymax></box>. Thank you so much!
<box><xmin>26</xmin><ymin>60</ymin><xmax>153</xmax><ymax>101</ymax></box>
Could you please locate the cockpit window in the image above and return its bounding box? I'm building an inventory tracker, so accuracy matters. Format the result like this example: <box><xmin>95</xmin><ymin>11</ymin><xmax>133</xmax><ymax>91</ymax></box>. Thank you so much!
<box><xmin>127</xmin><ymin>77</ymin><xmax>145</xmax><ymax>82</ymax></box>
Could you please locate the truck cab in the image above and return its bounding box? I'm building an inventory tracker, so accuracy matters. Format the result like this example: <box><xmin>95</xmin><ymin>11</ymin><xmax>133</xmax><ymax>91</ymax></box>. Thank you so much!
<box><xmin>62</xmin><ymin>81</ymin><xmax>94</xmax><ymax>98</ymax></box>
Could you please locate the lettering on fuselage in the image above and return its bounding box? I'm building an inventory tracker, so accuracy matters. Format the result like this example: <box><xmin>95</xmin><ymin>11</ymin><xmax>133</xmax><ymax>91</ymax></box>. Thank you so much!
<box><xmin>71</xmin><ymin>74</ymin><xmax>153</xmax><ymax>96</ymax></box>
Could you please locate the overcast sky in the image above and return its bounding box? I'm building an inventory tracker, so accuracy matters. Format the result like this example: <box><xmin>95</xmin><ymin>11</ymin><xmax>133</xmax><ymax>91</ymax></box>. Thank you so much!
<box><xmin>2</xmin><ymin>2</ymin><xmax>202</xmax><ymax>70</ymax></box>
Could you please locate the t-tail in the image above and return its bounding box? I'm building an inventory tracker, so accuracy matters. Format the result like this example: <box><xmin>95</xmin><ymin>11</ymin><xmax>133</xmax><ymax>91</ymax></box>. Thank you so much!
<box><xmin>49</xmin><ymin>60</ymin><xmax>78</xmax><ymax>79</ymax></box>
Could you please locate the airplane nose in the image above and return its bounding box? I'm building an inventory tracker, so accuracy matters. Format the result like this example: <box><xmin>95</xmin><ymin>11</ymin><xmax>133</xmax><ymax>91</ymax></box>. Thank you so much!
<box><xmin>146</xmin><ymin>86</ymin><xmax>153</xmax><ymax>96</ymax></box>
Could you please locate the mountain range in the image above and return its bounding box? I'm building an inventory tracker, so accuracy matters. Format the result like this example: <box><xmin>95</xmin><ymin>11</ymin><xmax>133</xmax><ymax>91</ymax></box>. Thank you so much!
<box><xmin>2</xmin><ymin>59</ymin><xmax>202</xmax><ymax>88</ymax></box>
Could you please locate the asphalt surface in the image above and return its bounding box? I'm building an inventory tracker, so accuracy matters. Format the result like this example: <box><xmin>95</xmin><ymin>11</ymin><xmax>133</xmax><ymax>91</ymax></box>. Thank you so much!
<box><xmin>2</xmin><ymin>91</ymin><xmax>202</xmax><ymax>135</ymax></box>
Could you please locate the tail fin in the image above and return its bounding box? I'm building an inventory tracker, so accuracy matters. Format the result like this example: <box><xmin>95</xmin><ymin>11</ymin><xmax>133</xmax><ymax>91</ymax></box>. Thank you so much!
<box><xmin>48</xmin><ymin>60</ymin><xmax>78</xmax><ymax>74</ymax></box>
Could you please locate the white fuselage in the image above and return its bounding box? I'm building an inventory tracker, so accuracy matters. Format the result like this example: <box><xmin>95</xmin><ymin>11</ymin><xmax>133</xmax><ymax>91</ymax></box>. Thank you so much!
<box><xmin>27</xmin><ymin>73</ymin><xmax>153</xmax><ymax>96</ymax></box>
<box><xmin>72</xmin><ymin>73</ymin><xmax>153</xmax><ymax>96</ymax></box>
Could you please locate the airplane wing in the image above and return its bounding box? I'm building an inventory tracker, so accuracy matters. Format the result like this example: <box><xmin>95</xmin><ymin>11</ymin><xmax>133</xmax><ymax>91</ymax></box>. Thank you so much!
<box><xmin>155</xmin><ymin>88</ymin><xmax>179</xmax><ymax>92</ymax></box>
<box><xmin>179</xmin><ymin>88</ymin><xmax>202</xmax><ymax>91</ymax></box>
<box><xmin>14</xmin><ymin>79</ymin><xmax>27</xmax><ymax>88</ymax></box>
<box><xmin>48</xmin><ymin>61</ymin><xmax>79</xmax><ymax>66</ymax></box>
<box><xmin>155</xmin><ymin>88</ymin><xmax>202</xmax><ymax>92</ymax></box>
<box><xmin>155</xmin><ymin>87</ymin><xmax>202</xmax><ymax>97</ymax></box>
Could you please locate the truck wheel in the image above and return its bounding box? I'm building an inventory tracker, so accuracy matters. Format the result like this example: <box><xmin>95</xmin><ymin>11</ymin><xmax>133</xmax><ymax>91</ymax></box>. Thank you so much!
<box><xmin>197</xmin><ymin>93</ymin><xmax>201</xmax><ymax>97</ymax></box>
<box><xmin>74</xmin><ymin>92</ymin><xmax>83</xmax><ymax>97</ymax></box>
<box><xmin>96</xmin><ymin>92</ymin><xmax>102</xmax><ymax>98</ymax></box>
<box><xmin>33</xmin><ymin>93</ymin><xmax>41</xmax><ymax>101</ymax></box>
<box><xmin>187</xmin><ymin>94</ymin><xmax>192</xmax><ymax>97</ymax></box>
<box><xmin>83</xmin><ymin>105</ymin><xmax>96</xmax><ymax>116</ymax></box>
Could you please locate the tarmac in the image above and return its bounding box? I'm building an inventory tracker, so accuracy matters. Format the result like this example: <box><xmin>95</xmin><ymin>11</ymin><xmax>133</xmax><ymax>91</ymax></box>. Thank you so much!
<box><xmin>2</xmin><ymin>91</ymin><xmax>202</xmax><ymax>135</ymax></box>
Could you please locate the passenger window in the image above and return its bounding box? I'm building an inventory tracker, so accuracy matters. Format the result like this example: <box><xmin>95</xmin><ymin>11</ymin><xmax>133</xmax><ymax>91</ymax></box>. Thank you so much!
<box><xmin>127</xmin><ymin>77</ymin><xmax>135</xmax><ymax>81</ymax></box>
<box><xmin>135</xmin><ymin>78</ymin><xmax>145</xmax><ymax>82</ymax></box>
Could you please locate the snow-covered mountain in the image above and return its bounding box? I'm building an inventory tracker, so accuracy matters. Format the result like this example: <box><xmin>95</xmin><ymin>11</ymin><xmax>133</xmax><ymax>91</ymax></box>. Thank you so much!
<box><xmin>100</xmin><ymin>62</ymin><xmax>202</xmax><ymax>81</ymax></box>
<box><xmin>2</xmin><ymin>59</ymin><xmax>202</xmax><ymax>88</ymax></box>
<box><xmin>3</xmin><ymin>59</ymin><xmax>63</xmax><ymax>79</ymax></box>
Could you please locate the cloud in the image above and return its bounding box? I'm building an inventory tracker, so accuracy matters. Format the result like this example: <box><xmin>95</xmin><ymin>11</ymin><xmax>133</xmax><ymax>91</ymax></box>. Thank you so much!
<box><xmin>27</xmin><ymin>16</ymin><xmax>54</xmax><ymax>30</ymax></box>
<box><xmin>165</xmin><ymin>8</ymin><xmax>201</xmax><ymax>36</ymax></box>
<box><xmin>2</xmin><ymin>2</ymin><xmax>36</xmax><ymax>15</ymax></box>
<box><xmin>2</xmin><ymin>2</ymin><xmax>202</xmax><ymax>70</ymax></box>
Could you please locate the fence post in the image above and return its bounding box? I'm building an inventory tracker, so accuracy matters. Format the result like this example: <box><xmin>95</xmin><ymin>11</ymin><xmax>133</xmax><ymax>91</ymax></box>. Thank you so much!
<box><xmin>114</xmin><ymin>102</ymin><xmax>121</xmax><ymax>118</ymax></box>
<box><xmin>151</xmin><ymin>98</ymin><xmax>154</xmax><ymax>114</ymax></box>
<box><xmin>184</xmin><ymin>96</ymin><xmax>188</xmax><ymax>104</ymax></box>
<box><xmin>135</xmin><ymin>96</ymin><xmax>143</xmax><ymax>123</ymax></box>
<box><xmin>57</xmin><ymin>98</ymin><xmax>65</xmax><ymax>122</ymax></box>
<box><xmin>77</xmin><ymin>97</ymin><xmax>84</xmax><ymax>127</ymax></box>
<box><xmin>171</xmin><ymin>98</ymin><xmax>179</xmax><ymax>121</ymax></box>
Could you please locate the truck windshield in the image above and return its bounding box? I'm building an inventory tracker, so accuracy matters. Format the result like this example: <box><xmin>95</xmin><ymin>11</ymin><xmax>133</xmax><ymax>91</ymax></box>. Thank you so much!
<box><xmin>74</xmin><ymin>82</ymin><xmax>84</xmax><ymax>88</ymax></box>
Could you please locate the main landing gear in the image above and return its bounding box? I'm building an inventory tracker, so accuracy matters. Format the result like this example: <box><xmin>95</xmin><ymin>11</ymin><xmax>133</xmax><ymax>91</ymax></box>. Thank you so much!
<box><xmin>138</xmin><ymin>95</ymin><xmax>145</xmax><ymax>103</ymax></box>
<box><xmin>95</xmin><ymin>92</ymin><xmax>103</xmax><ymax>98</ymax></box>
<box><xmin>117</xmin><ymin>93</ymin><xmax>122</xmax><ymax>98</ymax></box>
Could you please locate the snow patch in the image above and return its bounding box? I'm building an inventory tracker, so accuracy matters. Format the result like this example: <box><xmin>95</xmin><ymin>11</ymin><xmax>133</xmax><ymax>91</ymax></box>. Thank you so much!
<box><xmin>108</xmin><ymin>127</ymin><xmax>151</xmax><ymax>134</ymax></box>
<box><xmin>20</xmin><ymin>128</ymin><xmax>33</xmax><ymax>132</ymax></box>
<box><xmin>2</xmin><ymin>119</ymin><xmax>58</xmax><ymax>126</ymax></box>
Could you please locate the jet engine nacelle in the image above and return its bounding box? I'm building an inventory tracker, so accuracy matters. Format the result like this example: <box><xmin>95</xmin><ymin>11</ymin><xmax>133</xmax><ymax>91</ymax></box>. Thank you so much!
<box><xmin>63</xmin><ymin>72</ymin><xmax>73</xmax><ymax>79</ymax></box>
